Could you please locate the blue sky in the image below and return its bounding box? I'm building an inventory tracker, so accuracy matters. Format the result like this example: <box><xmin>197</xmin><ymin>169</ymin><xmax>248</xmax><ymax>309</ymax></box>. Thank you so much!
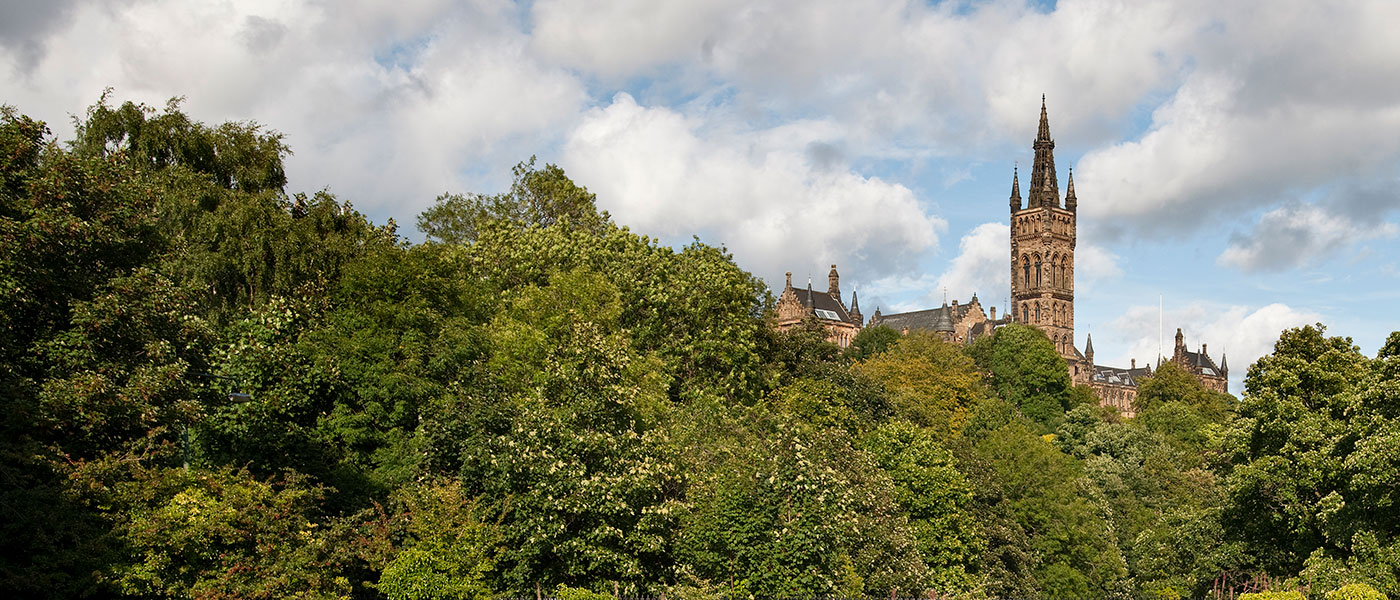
<box><xmin>4</xmin><ymin>0</ymin><xmax>1399</xmax><ymax>393</ymax></box>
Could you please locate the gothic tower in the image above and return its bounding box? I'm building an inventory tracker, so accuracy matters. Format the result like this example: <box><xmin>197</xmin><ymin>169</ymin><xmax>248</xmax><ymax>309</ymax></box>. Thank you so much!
<box><xmin>1010</xmin><ymin>96</ymin><xmax>1078</xmax><ymax>362</ymax></box>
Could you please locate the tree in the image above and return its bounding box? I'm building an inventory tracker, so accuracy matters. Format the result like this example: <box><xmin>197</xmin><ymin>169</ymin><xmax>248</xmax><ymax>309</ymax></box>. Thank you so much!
<box><xmin>861</xmin><ymin>422</ymin><xmax>984</xmax><ymax>593</ymax></box>
<box><xmin>854</xmin><ymin>331</ymin><xmax>985</xmax><ymax>440</ymax></box>
<box><xmin>846</xmin><ymin>325</ymin><xmax>901</xmax><ymax>361</ymax></box>
<box><xmin>417</xmin><ymin>157</ymin><xmax>605</xmax><ymax>245</ymax></box>
<box><xmin>966</xmin><ymin>324</ymin><xmax>1077</xmax><ymax>432</ymax></box>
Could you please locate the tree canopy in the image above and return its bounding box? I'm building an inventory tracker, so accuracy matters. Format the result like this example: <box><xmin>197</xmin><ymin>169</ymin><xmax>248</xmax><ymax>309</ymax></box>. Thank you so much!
<box><xmin>2</xmin><ymin>96</ymin><xmax>1398</xmax><ymax>600</ymax></box>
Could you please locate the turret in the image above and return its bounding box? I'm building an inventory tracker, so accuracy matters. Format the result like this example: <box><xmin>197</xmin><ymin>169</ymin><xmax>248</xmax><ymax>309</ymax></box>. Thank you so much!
<box><xmin>1085</xmin><ymin>332</ymin><xmax>1095</xmax><ymax>365</ymax></box>
<box><xmin>849</xmin><ymin>289</ymin><xmax>862</xmax><ymax>324</ymax></box>
<box><xmin>1010</xmin><ymin>165</ymin><xmax>1022</xmax><ymax>212</ymax></box>
<box><xmin>1065</xmin><ymin>166</ymin><xmax>1077</xmax><ymax>212</ymax></box>
<box><xmin>1175</xmin><ymin>328</ymin><xmax>1185</xmax><ymax>352</ymax></box>
<box><xmin>1220</xmin><ymin>353</ymin><xmax>1229</xmax><ymax>376</ymax></box>
<box><xmin>933</xmin><ymin>303</ymin><xmax>955</xmax><ymax>340</ymax></box>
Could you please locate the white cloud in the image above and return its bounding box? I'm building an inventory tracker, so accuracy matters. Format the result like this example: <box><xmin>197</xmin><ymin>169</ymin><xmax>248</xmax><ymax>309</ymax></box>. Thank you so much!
<box><xmin>1219</xmin><ymin>203</ymin><xmax>1399</xmax><ymax>272</ymax></box>
<box><xmin>931</xmin><ymin>222</ymin><xmax>1009</xmax><ymax>304</ymax></box>
<box><xmin>1075</xmin><ymin>242</ymin><xmax>1124</xmax><ymax>293</ymax></box>
<box><xmin>1102</xmin><ymin>301</ymin><xmax>1323</xmax><ymax>393</ymax></box>
<box><xmin>1077</xmin><ymin>0</ymin><xmax>1400</xmax><ymax>236</ymax></box>
<box><xmin>562</xmin><ymin>93</ymin><xmax>945</xmax><ymax>290</ymax></box>
<box><xmin>1</xmin><ymin>0</ymin><xmax>588</xmax><ymax>222</ymax></box>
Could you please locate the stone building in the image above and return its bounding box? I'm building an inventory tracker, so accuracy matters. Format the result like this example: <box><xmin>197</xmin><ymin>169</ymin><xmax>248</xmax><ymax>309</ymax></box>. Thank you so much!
<box><xmin>775</xmin><ymin>265</ymin><xmax>862</xmax><ymax>348</ymax></box>
<box><xmin>775</xmin><ymin>98</ymin><xmax>1230</xmax><ymax>413</ymax></box>
<box><xmin>867</xmin><ymin>294</ymin><xmax>1008</xmax><ymax>344</ymax></box>
<box><xmin>1168</xmin><ymin>327</ymin><xmax>1229</xmax><ymax>393</ymax></box>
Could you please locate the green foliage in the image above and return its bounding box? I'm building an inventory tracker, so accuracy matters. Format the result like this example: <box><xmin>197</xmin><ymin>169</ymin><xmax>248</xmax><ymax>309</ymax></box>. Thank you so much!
<box><xmin>845</xmin><ymin>324</ymin><xmax>901</xmax><ymax>361</ymax></box>
<box><xmin>11</xmin><ymin>95</ymin><xmax>1400</xmax><ymax>600</ymax></box>
<box><xmin>1326</xmin><ymin>583</ymin><xmax>1389</xmax><ymax>600</ymax></box>
<box><xmin>676</xmin><ymin>410</ymin><xmax>929</xmax><ymax>598</ymax></box>
<box><xmin>854</xmin><ymin>331</ymin><xmax>985</xmax><ymax>439</ymax></box>
<box><xmin>861</xmin><ymin>422</ymin><xmax>984</xmax><ymax>593</ymax></box>
<box><xmin>1135</xmin><ymin>361</ymin><xmax>1235</xmax><ymax>421</ymax></box>
<box><xmin>107</xmin><ymin>466</ymin><xmax>352</xmax><ymax>599</ymax></box>
<box><xmin>418</xmin><ymin>156</ymin><xmax>605</xmax><ymax>244</ymax></box>
<box><xmin>377</xmin><ymin>480</ymin><xmax>497</xmax><ymax>600</ymax></box>
<box><xmin>967</xmin><ymin>324</ymin><xmax>1077</xmax><ymax>432</ymax></box>
<box><xmin>71</xmin><ymin>91</ymin><xmax>288</xmax><ymax>193</ymax></box>
<box><xmin>1240</xmin><ymin>592</ymin><xmax>1306</xmax><ymax>600</ymax></box>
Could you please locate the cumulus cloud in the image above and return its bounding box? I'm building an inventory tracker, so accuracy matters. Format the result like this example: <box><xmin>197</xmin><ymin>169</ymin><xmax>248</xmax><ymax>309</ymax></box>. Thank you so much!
<box><xmin>1219</xmin><ymin>203</ymin><xmax>1398</xmax><ymax>272</ymax></box>
<box><xmin>930</xmin><ymin>222</ymin><xmax>1009</xmax><ymax>304</ymax></box>
<box><xmin>1102</xmin><ymin>301</ymin><xmax>1323</xmax><ymax>392</ymax></box>
<box><xmin>1</xmin><ymin>0</ymin><xmax>587</xmax><ymax>222</ymax></box>
<box><xmin>562</xmin><ymin>93</ymin><xmax>945</xmax><ymax>290</ymax></box>
<box><xmin>1077</xmin><ymin>1</ymin><xmax>1400</xmax><ymax>237</ymax></box>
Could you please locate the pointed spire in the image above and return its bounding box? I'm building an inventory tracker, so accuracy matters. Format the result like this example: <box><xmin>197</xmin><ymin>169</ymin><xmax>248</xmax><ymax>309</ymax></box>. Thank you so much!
<box><xmin>850</xmin><ymin>289</ymin><xmax>860</xmax><ymax>313</ymax></box>
<box><xmin>1220</xmin><ymin>352</ymin><xmax>1229</xmax><ymax>374</ymax></box>
<box><xmin>1037</xmin><ymin>94</ymin><xmax>1051</xmax><ymax>142</ymax></box>
<box><xmin>1009</xmin><ymin>164</ymin><xmax>1022</xmax><ymax>212</ymax></box>
<box><xmin>1027</xmin><ymin>95</ymin><xmax>1060</xmax><ymax>209</ymax></box>
<box><xmin>933</xmin><ymin>302</ymin><xmax>955</xmax><ymax>333</ymax></box>
<box><xmin>806</xmin><ymin>276</ymin><xmax>813</xmax><ymax>307</ymax></box>
<box><xmin>1065</xmin><ymin>166</ymin><xmax>1077</xmax><ymax>211</ymax></box>
<box><xmin>1085</xmin><ymin>332</ymin><xmax>1095</xmax><ymax>359</ymax></box>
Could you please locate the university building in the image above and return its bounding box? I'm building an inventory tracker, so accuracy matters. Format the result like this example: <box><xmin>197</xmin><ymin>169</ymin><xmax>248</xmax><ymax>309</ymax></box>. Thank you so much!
<box><xmin>777</xmin><ymin>97</ymin><xmax>1228</xmax><ymax>416</ymax></box>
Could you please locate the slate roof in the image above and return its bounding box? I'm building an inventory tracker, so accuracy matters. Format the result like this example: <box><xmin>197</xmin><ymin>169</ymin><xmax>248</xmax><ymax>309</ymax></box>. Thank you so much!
<box><xmin>1181</xmin><ymin>349</ymin><xmax>1225</xmax><ymax>377</ymax></box>
<box><xmin>1092</xmin><ymin>364</ymin><xmax>1152</xmax><ymax>387</ymax></box>
<box><xmin>785</xmin><ymin>285</ymin><xmax>857</xmax><ymax>324</ymax></box>
<box><xmin>869</xmin><ymin>302</ymin><xmax>967</xmax><ymax>332</ymax></box>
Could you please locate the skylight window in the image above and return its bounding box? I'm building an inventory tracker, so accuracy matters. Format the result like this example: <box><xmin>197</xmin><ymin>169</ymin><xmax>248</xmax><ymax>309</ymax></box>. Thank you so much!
<box><xmin>814</xmin><ymin>309</ymin><xmax>841</xmax><ymax>320</ymax></box>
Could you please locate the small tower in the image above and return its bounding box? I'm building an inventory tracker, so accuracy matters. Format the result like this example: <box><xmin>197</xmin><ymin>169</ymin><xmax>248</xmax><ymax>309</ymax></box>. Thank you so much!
<box><xmin>1010</xmin><ymin>165</ymin><xmax>1022</xmax><ymax>213</ymax></box>
<box><xmin>1065</xmin><ymin>167</ymin><xmax>1077</xmax><ymax>212</ymax></box>
<box><xmin>933</xmin><ymin>302</ymin><xmax>955</xmax><ymax>342</ymax></box>
<box><xmin>828</xmin><ymin>264</ymin><xmax>840</xmax><ymax>298</ymax></box>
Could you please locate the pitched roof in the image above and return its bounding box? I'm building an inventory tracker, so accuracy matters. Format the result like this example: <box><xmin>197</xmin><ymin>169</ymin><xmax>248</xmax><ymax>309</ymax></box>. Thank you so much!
<box><xmin>1091</xmin><ymin>364</ymin><xmax>1153</xmax><ymax>387</ymax></box>
<box><xmin>1181</xmin><ymin>349</ymin><xmax>1224</xmax><ymax>377</ymax></box>
<box><xmin>783</xmin><ymin>285</ymin><xmax>857</xmax><ymax>324</ymax></box>
<box><xmin>868</xmin><ymin>297</ymin><xmax>980</xmax><ymax>331</ymax></box>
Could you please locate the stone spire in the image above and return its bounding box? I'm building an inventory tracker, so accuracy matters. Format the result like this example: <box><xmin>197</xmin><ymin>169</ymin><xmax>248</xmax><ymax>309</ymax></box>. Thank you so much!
<box><xmin>933</xmin><ymin>303</ymin><xmax>955</xmax><ymax>333</ymax></box>
<box><xmin>1028</xmin><ymin>95</ymin><xmax>1060</xmax><ymax>209</ymax></box>
<box><xmin>1220</xmin><ymin>352</ymin><xmax>1229</xmax><ymax>375</ymax></box>
<box><xmin>1010</xmin><ymin>164</ymin><xmax>1021</xmax><ymax>212</ymax></box>
<box><xmin>849</xmin><ymin>289</ymin><xmax>862</xmax><ymax>324</ymax></box>
<box><xmin>1065</xmin><ymin>166</ymin><xmax>1077</xmax><ymax>212</ymax></box>
<box><xmin>1085</xmin><ymin>332</ymin><xmax>1094</xmax><ymax>363</ymax></box>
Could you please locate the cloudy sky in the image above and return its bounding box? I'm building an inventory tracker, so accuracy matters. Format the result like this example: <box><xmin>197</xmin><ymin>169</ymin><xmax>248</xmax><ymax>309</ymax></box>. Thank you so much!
<box><xmin>5</xmin><ymin>0</ymin><xmax>1399</xmax><ymax>391</ymax></box>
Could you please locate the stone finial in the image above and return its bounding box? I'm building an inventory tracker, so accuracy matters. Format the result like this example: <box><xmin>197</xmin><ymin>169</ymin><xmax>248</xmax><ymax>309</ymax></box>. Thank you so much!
<box><xmin>1010</xmin><ymin>165</ymin><xmax>1022</xmax><ymax>212</ymax></box>
<box><xmin>785</xmin><ymin>272</ymin><xmax>792</xmax><ymax>289</ymax></box>
<box><xmin>1065</xmin><ymin>166</ymin><xmax>1077</xmax><ymax>211</ymax></box>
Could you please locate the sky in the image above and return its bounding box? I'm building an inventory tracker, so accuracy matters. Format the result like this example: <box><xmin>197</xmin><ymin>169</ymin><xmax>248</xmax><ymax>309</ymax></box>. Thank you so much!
<box><xmin>4</xmin><ymin>0</ymin><xmax>1399</xmax><ymax>393</ymax></box>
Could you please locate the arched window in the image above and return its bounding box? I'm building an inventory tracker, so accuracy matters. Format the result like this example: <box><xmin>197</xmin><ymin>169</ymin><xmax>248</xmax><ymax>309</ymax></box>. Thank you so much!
<box><xmin>1022</xmin><ymin>255</ymin><xmax>1031</xmax><ymax>289</ymax></box>
<box><xmin>1022</xmin><ymin>305</ymin><xmax>1028</xmax><ymax>323</ymax></box>
<box><xmin>1035</xmin><ymin>255</ymin><xmax>1042</xmax><ymax>288</ymax></box>
<box><xmin>1035</xmin><ymin>303</ymin><xmax>1041</xmax><ymax>323</ymax></box>
<box><xmin>1061</xmin><ymin>260</ymin><xmax>1070</xmax><ymax>290</ymax></box>
<box><xmin>1051</xmin><ymin>255</ymin><xmax>1059</xmax><ymax>288</ymax></box>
